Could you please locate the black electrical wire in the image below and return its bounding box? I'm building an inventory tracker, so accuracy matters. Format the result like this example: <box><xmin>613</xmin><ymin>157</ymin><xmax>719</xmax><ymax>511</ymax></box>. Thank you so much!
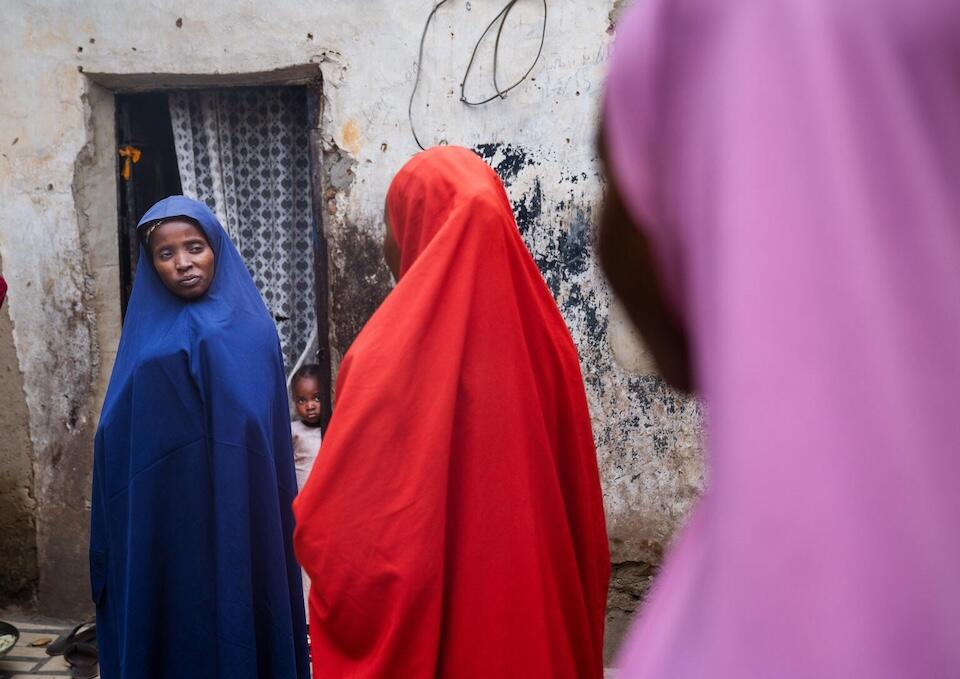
<box><xmin>461</xmin><ymin>0</ymin><xmax>547</xmax><ymax>106</ymax></box>
<box><xmin>409</xmin><ymin>0</ymin><xmax>548</xmax><ymax>150</ymax></box>
<box><xmin>409</xmin><ymin>0</ymin><xmax>452</xmax><ymax>151</ymax></box>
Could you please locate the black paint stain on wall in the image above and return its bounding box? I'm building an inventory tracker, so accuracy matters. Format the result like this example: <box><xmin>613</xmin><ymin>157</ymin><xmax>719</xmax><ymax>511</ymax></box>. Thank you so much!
<box><xmin>473</xmin><ymin>142</ymin><xmax>607</xmax><ymax>363</ymax></box>
<box><xmin>328</xmin><ymin>223</ymin><xmax>394</xmax><ymax>359</ymax></box>
<box><xmin>474</xmin><ymin>142</ymin><xmax>536</xmax><ymax>186</ymax></box>
<box><xmin>513</xmin><ymin>178</ymin><xmax>543</xmax><ymax>238</ymax></box>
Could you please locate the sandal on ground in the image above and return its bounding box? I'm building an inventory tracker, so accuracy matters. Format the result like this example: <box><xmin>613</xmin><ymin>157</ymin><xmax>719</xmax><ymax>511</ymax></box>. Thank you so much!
<box><xmin>46</xmin><ymin>618</ymin><xmax>96</xmax><ymax>656</ymax></box>
<box><xmin>64</xmin><ymin>640</ymin><xmax>99</xmax><ymax>679</ymax></box>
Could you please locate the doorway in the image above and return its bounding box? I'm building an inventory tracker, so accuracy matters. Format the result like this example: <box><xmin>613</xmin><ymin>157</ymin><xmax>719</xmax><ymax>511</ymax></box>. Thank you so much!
<box><xmin>115</xmin><ymin>84</ymin><xmax>331</xmax><ymax>427</ymax></box>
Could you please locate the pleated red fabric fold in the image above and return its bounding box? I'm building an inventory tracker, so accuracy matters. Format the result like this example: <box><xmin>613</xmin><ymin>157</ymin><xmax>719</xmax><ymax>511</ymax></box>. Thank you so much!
<box><xmin>294</xmin><ymin>146</ymin><xmax>609</xmax><ymax>678</ymax></box>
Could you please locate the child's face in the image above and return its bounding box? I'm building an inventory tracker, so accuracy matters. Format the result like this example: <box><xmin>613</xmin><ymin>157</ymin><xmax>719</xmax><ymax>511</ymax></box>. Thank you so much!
<box><xmin>293</xmin><ymin>376</ymin><xmax>323</xmax><ymax>425</ymax></box>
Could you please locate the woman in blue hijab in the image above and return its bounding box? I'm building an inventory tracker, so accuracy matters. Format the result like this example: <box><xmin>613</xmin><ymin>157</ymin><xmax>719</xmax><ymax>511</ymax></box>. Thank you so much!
<box><xmin>90</xmin><ymin>196</ymin><xmax>309</xmax><ymax>678</ymax></box>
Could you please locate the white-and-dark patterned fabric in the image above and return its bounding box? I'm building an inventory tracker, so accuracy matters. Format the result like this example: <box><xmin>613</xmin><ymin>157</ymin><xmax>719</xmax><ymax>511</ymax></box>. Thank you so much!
<box><xmin>169</xmin><ymin>87</ymin><xmax>316</xmax><ymax>374</ymax></box>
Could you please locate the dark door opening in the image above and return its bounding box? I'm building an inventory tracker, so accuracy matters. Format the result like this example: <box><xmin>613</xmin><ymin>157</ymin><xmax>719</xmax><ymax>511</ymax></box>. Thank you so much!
<box><xmin>115</xmin><ymin>92</ymin><xmax>183</xmax><ymax>316</ymax></box>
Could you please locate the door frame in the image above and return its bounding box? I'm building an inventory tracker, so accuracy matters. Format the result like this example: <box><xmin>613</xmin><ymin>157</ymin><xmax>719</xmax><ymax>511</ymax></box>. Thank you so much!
<box><xmin>106</xmin><ymin>70</ymin><xmax>333</xmax><ymax>433</ymax></box>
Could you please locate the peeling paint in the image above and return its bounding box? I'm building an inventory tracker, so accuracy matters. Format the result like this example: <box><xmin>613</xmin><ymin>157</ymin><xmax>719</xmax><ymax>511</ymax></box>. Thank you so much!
<box><xmin>320</xmin><ymin>138</ymin><xmax>395</xmax><ymax>375</ymax></box>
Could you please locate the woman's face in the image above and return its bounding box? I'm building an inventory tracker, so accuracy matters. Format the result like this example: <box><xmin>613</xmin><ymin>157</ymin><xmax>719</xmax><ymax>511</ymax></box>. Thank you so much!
<box><xmin>148</xmin><ymin>219</ymin><xmax>215</xmax><ymax>300</ymax></box>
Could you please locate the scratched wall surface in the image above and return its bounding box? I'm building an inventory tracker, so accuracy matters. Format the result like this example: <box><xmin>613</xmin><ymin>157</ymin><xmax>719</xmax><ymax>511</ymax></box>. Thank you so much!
<box><xmin>0</xmin><ymin>0</ymin><xmax>703</xmax><ymax>656</ymax></box>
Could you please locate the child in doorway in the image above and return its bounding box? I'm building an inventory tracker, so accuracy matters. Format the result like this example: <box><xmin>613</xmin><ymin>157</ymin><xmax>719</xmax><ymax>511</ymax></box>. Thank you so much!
<box><xmin>290</xmin><ymin>364</ymin><xmax>324</xmax><ymax>491</ymax></box>
<box><xmin>290</xmin><ymin>364</ymin><xmax>324</xmax><ymax>623</ymax></box>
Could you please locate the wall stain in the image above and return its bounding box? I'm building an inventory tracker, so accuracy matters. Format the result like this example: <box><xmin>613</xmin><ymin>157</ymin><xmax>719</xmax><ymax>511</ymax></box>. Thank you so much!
<box><xmin>474</xmin><ymin>142</ymin><xmax>535</xmax><ymax>185</ymax></box>
<box><xmin>326</xmin><ymin>220</ymin><xmax>392</xmax><ymax>369</ymax></box>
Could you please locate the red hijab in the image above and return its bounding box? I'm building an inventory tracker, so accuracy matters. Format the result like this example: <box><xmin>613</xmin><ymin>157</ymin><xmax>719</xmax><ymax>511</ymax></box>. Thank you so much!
<box><xmin>0</xmin><ymin>275</ymin><xmax>6</xmax><ymax>308</ymax></box>
<box><xmin>293</xmin><ymin>146</ymin><xmax>609</xmax><ymax>677</ymax></box>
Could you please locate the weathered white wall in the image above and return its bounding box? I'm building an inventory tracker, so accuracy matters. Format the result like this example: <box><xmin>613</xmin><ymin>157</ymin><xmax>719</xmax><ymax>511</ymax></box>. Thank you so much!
<box><xmin>0</xmin><ymin>0</ymin><xmax>703</xmax><ymax>656</ymax></box>
<box><xmin>0</xmin><ymin>252</ymin><xmax>38</xmax><ymax>607</ymax></box>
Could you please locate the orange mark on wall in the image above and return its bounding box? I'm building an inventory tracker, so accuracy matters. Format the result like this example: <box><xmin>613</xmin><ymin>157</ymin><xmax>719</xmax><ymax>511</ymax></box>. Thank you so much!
<box><xmin>341</xmin><ymin>120</ymin><xmax>361</xmax><ymax>155</ymax></box>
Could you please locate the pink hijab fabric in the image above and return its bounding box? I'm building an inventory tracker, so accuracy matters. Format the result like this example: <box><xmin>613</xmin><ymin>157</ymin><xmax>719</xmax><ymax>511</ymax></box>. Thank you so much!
<box><xmin>605</xmin><ymin>1</ymin><xmax>960</xmax><ymax>676</ymax></box>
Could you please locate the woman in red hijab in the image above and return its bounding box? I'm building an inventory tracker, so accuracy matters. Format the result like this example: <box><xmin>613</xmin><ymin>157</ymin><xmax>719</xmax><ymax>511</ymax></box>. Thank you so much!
<box><xmin>294</xmin><ymin>146</ymin><xmax>609</xmax><ymax>677</ymax></box>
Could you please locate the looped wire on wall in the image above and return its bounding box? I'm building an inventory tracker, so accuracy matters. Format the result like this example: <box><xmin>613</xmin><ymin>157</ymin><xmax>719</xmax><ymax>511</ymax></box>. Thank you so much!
<box><xmin>460</xmin><ymin>0</ymin><xmax>547</xmax><ymax>106</ymax></box>
<box><xmin>409</xmin><ymin>0</ymin><xmax>548</xmax><ymax>151</ymax></box>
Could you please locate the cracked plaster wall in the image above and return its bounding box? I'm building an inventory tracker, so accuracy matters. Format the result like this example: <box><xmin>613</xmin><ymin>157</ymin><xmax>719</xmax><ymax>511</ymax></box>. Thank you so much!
<box><xmin>0</xmin><ymin>252</ymin><xmax>38</xmax><ymax>607</ymax></box>
<box><xmin>0</xmin><ymin>0</ymin><xmax>703</xmax><ymax>656</ymax></box>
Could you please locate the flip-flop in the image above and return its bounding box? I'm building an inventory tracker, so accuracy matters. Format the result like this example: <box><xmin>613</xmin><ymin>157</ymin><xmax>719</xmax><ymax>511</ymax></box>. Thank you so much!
<box><xmin>72</xmin><ymin>666</ymin><xmax>99</xmax><ymax>679</ymax></box>
<box><xmin>64</xmin><ymin>641</ymin><xmax>99</xmax><ymax>679</ymax></box>
<box><xmin>46</xmin><ymin>618</ymin><xmax>96</xmax><ymax>656</ymax></box>
<box><xmin>70</xmin><ymin>664</ymin><xmax>99</xmax><ymax>679</ymax></box>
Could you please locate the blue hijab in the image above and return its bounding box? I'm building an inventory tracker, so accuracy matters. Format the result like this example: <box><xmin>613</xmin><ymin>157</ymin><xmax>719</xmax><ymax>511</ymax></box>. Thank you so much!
<box><xmin>90</xmin><ymin>196</ymin><xmax>309</xmax><ymax>678</ymax></box>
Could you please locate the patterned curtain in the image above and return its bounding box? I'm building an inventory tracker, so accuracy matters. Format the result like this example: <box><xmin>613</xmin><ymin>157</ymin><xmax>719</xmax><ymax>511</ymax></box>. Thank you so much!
<box><xmin>168</xmin><ymin>87</ymin><xmax>317</xmax><ymax>374</ymax></box>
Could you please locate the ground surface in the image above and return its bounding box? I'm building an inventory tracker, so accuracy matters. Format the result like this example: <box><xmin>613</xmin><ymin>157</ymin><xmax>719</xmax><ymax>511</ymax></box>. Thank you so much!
<box><xmin>0</xmin><ymin>615</ymin><xmax>620</xmax><ymax>678</ymax></box>
<box><xmin>0</xmin><ymin>619</ymin><xmax>78</xmax><ymax>678</ymax></box>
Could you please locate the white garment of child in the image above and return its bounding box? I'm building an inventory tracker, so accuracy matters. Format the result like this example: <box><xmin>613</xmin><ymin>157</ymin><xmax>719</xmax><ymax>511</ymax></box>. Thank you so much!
<box><xmin>291</xmin><ymin>419</ymin><xmax>323</xmax><ymax>491</ymax></box>
<box><xmin>291</xmin><ymin>419</ymin><xmax>322</xmax><ymax>623</ymax></box>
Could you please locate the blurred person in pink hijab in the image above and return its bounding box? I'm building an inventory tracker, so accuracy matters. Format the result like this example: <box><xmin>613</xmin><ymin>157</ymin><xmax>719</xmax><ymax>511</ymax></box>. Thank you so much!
<box><xmin>599</xmin><ymin>1</ymin><xmax>960</xmax><ymax>676</ymax></box>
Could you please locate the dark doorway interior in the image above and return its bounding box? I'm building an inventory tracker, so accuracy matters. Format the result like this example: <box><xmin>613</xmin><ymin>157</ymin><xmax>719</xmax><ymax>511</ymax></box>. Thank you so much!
<box><xmin>115</xmin><ymin>92</ymin><xmax>183</xmax><ymax>316</ymax></box>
